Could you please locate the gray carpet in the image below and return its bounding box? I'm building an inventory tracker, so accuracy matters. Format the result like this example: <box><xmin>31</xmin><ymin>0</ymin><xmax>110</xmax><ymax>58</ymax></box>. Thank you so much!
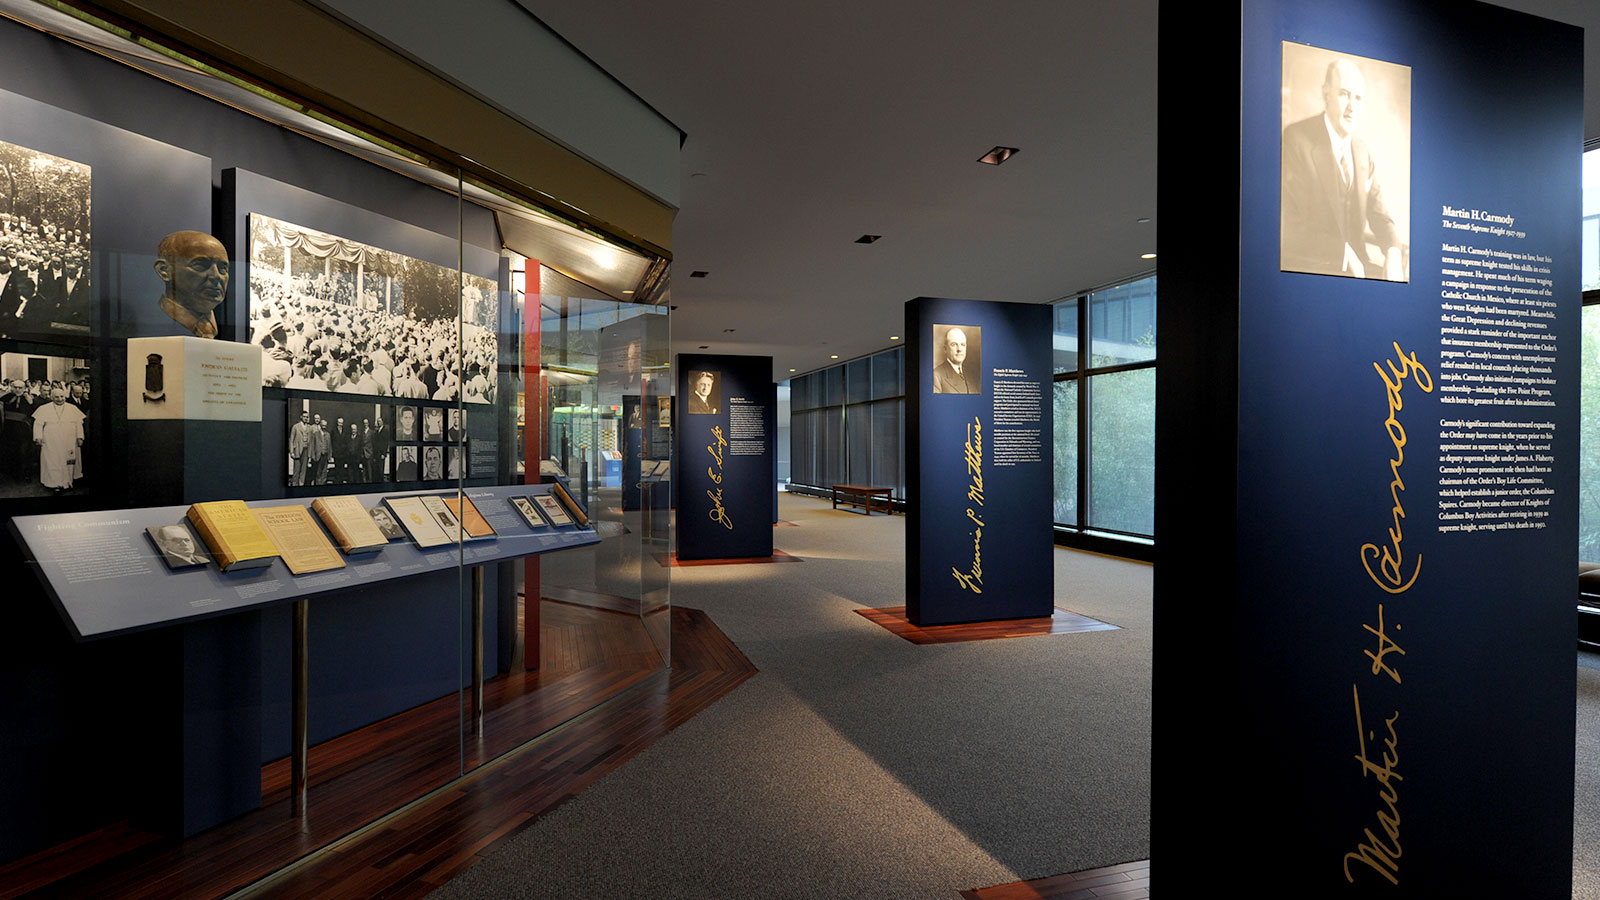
<box><xmin>427</xmin><ymin>493</ymin><xmax>1152</xmax><ymax>899</ymax></box>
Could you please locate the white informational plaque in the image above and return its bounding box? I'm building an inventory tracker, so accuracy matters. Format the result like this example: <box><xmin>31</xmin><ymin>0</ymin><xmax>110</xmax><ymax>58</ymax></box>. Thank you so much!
<box><xmin>126</xmin><ymin>335</ymin><xmax>262</xmax><ymax>421</ymax></box>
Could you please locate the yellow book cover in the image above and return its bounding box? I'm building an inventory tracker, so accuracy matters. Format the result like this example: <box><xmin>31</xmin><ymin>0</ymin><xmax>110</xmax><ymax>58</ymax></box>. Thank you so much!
<box><xmin>186</xmin><ymin>500</ymin><xmax>279</xmax><ymax>571</ymax></box>
<box><xmin>442</xmin><ymin>495</ymin><xmax>496</xmax><ymax>540</ymax></box>
<box><xmin>311</xmin><ymin>496</ymin><xmax>389</xmax><ymax>554</ymax></box>
<box><xmin>250</xmin><ymin>505</ymin><xmax>345</xmax><ymax>575</ymax></box>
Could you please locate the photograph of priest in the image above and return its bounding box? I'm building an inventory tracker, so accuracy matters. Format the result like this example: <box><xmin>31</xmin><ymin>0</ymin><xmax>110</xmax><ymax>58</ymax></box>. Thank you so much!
<box><xmin>32</xmin><ymin>385</ymin><xmax>84</xmax><ymax>491</ymax></box>
<box><xmin>1280</xmin><ymin>50</ymin><xmax>1409</xmax><ymax>281</ymax></box>
<box><xmin>932</xmin><ymin>325</ymin><xmax>980</xmax><ymax>394</ymax></box>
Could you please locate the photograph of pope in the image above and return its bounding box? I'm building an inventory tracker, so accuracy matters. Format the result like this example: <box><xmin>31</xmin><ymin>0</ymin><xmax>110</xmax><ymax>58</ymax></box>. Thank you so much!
<box><xmin>1280</xmin><ymin>43</ymin><xmax>1411</xmax><ymax>282</ymax></box>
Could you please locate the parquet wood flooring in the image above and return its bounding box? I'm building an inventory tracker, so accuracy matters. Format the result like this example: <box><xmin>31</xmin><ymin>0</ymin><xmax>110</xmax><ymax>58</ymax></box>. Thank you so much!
<box><xmin>959</xmin><ymin>860</ymin><xmax>1150</xmax><ymax>899</ymax></box>
<box><xmin>0</xmin><ymin>603</ymin><xmax>754</xmax><ymax>900</ymax></box>
<box><xmin>855</xmin><ymin>606</ymin><xmax>1119</xmax><ymax>645</ymax></box>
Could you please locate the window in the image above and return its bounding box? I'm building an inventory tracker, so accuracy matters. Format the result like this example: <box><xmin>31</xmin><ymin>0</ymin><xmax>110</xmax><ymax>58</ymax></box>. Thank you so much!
<box><xmin>1054</xmin><ymin>274</ymin><xmax>1157</xmax><ymax>543</ymax></box>
<box><xmin>787</xmin><ymin>346</ymin><xmax>905</xmax><ymax>499</ymax></box>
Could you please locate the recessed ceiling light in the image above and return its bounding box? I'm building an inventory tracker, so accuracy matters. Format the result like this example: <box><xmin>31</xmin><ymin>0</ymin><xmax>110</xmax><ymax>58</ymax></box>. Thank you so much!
<box><xmin>698</xmin><ymin>345</ymin><xmax>709</xmax><ymax>349</ymax></box>
<box><xmin>977</xmin><ymin>146</ymin><xmax>1019</xmax><ymax>165</ymax></box>
<box><xmin>830</xmin><ymin>354</ymin><xmax>839</xmax><ymax>359</ymax></box>
<box><xmin>789</xmin><ymin>368</ymin><xmax>796</xmax><ymax>373</ymax></box>
<box><xmin>623</xmin><ymin>289</ymin><xmax>634</xmax><ymax>294</ymax></box>
<box><xmin>690</xmin><ymin>270</ymin><xmax>708</xmax><ymax>278</ymax></box>
<box><xmin>1137</xmin><ymin>217</ymin><xmax>1152</xmax><ymax>224</ymax></box>
<box><xmin>855</xmin><ymin>234</ymin><xmax>881</xmax><ymax>244</ymax></box>
<box><xmin>890</xmin><ymin>336</ymin><xmax>900</xmax><ymax>341</ymax></box>
<box><xmin>1141</xmin><ymin>252</ymin><xmax>1157</xmax><ymax>259</ymax></box>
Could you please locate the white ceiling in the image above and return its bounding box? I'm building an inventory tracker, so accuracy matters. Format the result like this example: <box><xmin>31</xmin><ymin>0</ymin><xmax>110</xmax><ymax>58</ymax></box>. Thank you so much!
<box><xmin>522</xmin><ymin>0</ymin><xmax>1600</xmax><ymax>382</ymax></box>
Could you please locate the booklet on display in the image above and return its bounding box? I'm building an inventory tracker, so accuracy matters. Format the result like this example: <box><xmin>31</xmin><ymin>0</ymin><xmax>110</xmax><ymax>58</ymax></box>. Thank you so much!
<box><xmin>384</xmin><ymin>496</ymin><xmax>452</xmax><ymax>548</ymax></box>
<box><xmin>249</xmin><ymin>504</ymin><xmax>345</xmax><ymax>575</ymax></box>
<box><xmin>442</xmin><ymin>495</ymin><xmax>496</xmax><ymax>540</ymax></box>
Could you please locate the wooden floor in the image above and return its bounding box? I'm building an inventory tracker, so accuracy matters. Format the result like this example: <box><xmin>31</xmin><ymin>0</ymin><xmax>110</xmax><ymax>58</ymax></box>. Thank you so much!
<box><xmin>855</xmin><ymin>606</ymin><xmax>1119</xmax><ymax>645</ymax></box>
<box><xmin>961</xmin><ymin>860</ymin><xmax>1150</xmax><ymax>899</ymax></box>
<box><xmin>0</xmin><ymin>600</ymin><xmax>755</xmax><ymax>900</ymax></box>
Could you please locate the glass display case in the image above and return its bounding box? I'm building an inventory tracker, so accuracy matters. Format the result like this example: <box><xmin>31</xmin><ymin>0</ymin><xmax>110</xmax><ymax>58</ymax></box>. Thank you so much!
<box><xmin>0</xmin><ymin>0</ymin><xmax>672</xmax><ymax>890</ymax></box>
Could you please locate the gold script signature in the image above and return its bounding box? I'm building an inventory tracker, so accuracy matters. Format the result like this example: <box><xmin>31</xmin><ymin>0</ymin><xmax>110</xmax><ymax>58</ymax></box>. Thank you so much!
<box><xmin>1344</xmin><ymin>684</ymin><xmax>1401</xmax><ymax>885</ymax></box>
<box><xmin>1359</xmin><ymin>342</ymin><xmax>1433</xmax><ymax>594</ymax></box>
<box><xmin>951</xmin><ymin>416</ymin><xmax>984</xmax><ymax>592</ymax></box>
<box><xmin>706</xmin><ymin>426</ymin><xmax>731</xmax><ymax>529</ymax></box>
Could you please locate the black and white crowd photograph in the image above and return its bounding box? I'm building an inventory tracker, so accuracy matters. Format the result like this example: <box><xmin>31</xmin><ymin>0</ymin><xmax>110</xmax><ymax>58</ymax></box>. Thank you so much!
<box><xmin>248</xmin><ymin>213</ymin><xmax>498</xmax><ymax>403</ymax></box>
<box><xmin>0</xmin><ymin>138</ymin><xmax>92</xmax><ymax>339</ymax></box>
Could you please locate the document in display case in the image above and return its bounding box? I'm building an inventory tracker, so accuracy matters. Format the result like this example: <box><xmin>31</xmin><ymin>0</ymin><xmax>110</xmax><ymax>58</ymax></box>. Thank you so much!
<box><xmin>249</xmin><ymin>505</ymin><xmax>343</xmax><ymax>575</ymax></box>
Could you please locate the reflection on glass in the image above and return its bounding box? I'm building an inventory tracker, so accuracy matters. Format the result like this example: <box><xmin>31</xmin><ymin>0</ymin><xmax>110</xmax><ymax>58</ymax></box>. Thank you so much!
<box><xmin>1053</xmin><ymin>297</ymin><xmax>1080</xmax><ymax>374</ymax></box>
<box><xmin>1088</xmin><ymin>368</ymin><xmax>1155</xmax><ymax>534</ymax></box>
<box><xmin>1584</xmin><ymin>148</ymin><xmax>1600</xmax><ymax>292</ymax></box>
<box><xmin>1053</xmin><ymin>379</ymin><xmax>1078</xmax><ymax>525</ymax></box>
<box><xmin>1089</xmin><ymin>277</ymin><xmax>1157</xmax><ymax>367</ymax></box>
<box><xmin>1580</xmin><ymin>305</ymin><xmax>1600</xmax><ymax>559</ymax></box>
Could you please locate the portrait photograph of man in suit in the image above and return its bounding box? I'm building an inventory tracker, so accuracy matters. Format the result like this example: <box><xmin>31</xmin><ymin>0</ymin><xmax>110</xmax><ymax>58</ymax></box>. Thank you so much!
<box><xmin>932</xmin><ymin>324</ymin><xmax>981</xmax><ymax>395</ymax></box>
<box><xmin>1280</xmin><ymin>43</ymin><xmax>1411</xmax><ymax>282</ymax></box>
<box><xmin>687</xmin><ymin>370</ymin><xmax>720</xmax><ymax>415</ymax></box>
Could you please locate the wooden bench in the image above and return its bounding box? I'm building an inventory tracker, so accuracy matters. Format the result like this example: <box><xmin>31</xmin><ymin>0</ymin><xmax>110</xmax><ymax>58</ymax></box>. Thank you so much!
<box><xmin>831</xmin><ymin>484</ymin><xmax>893</xmax><ymax>516</ymax></box>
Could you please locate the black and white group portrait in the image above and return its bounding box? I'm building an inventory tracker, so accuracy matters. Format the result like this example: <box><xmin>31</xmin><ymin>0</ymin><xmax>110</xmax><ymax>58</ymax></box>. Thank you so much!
<box><xmin>1</xmin><ymin>352</ymin><xmax>90</xmax><ymax>498</ymax></box>
<box><xmin>1280</xmin><ymin>42</ymin><xmax>1411</xmax><ymax>282</ymax></box>
<box><xmin>247</xmin><ymin>214</ymin><xmax>498</xmax><ymax>403</ymax></box>
<box><xmin>687</xmin><ymin>370</ymin><xmax>720</xmax><ymax>415</ymax></box>
<box><xmin>0</xmin><ymin>139</ymin><xmax>92</xmax><ymax>339</ymax></box>
<box><xmin>932</xmin><ymin>324</ymin><xmax>981</xmax><ymax>394</ymax></box>
<box><xmin>286</xmin><ymin>398</ymin><xmax>390</xmax><ymax>486</ymax></box>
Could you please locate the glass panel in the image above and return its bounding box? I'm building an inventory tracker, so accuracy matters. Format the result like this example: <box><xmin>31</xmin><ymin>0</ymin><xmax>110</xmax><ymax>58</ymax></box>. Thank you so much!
<box><xmin>872</xmin><ymin>347</ymin><xmax>902</xmax><ymax>399</ymax></box>
<box><xmin>825</xmin><ymin>365</ymin><xmax>845</xmax><ymax>407</ymax></box>
<box><xmin>1054</xmin><ymin>379</ymin><xmax>1079</xmax><ymax>525</ymax></box>
<box><xmin>1581</xmin><ymin>304</ymin><xmax>1600</xmax><ymax>559</ymax></box>
<box><xmin>1053</xmin><ymin>297</ymin><xmax>1080</xmax><ymax>374</ymax></box>
<box><xmin>846</xmin><ymin>402</ymin><xmax>871</xmax><ymax>484</ymax></box>
<box><xmin>845</xmin><ymin>358</ymin><xmax>871</xmax><ymax>404</ymax></box>
<box><xmin>776</xmin><ymin>381</ymin><xmax>791</xmax><ymax>487</ymax></box>
<box><xmin>1088</xmin><ymin>368</ymin><xmax>1155</xmax><ymax>535</ymax></box>
<box><xmin>1585</xmin><ymin>148</ymin><xmax>1600</xmax><ymax>293</ymax></box>
<box><xmin>819</xmin><ymin>405</ymin><xmax>843</xmax><ymax>486</ymax></box>
<box><xmin>870</xmin><ymin>398</ymin><xmax>902</xmax><ymax>497</ymax></box>
<box><xmin>1089</xmin><ymin>276</ymin><xmax>1157</xmax><ymax>368</ymax></box>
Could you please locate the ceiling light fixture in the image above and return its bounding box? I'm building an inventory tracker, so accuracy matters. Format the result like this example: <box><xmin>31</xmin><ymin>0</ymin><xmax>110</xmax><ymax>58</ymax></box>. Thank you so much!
<box><xmin>1137</xmin><ymin>217</ymin><xmax>1152</xmax><ymax>224</ymax></box>
<box><xmin>830</xmin><ymin>354</ymin><xmax>839</xmax><ymax>359</ymax></box>
<box><xmin>890</xmin><ymin>336</ymin><xmax>900</xmax><ymax>341</ymax></box>
<box><xmin>789</xmin><ymin>368</ymin><xmax>796</xmax><ymax>373</ymax></box>
<box><xmin>699</xmin><ymin>345</ymin><xmax>709</xmax><ymax>349</ymax></box>
<box><xmin>690</xmin><ymin>270</ymin><xmax>708</xmax><ymax>278</ymax></box>
<box><xmin>978</xmin><ymin>146</ymin><xmax>1019</xmax><ymax>165</ymax></box>
<box><xmin>855</xmin><ymin>234</ymin><xmax>881</xmax><ymax>244</ymax></box>
<box><xmin>1141</xmin><ymin>253</ymin><xmax>1157</xmax><ymax>259</ymax></box>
